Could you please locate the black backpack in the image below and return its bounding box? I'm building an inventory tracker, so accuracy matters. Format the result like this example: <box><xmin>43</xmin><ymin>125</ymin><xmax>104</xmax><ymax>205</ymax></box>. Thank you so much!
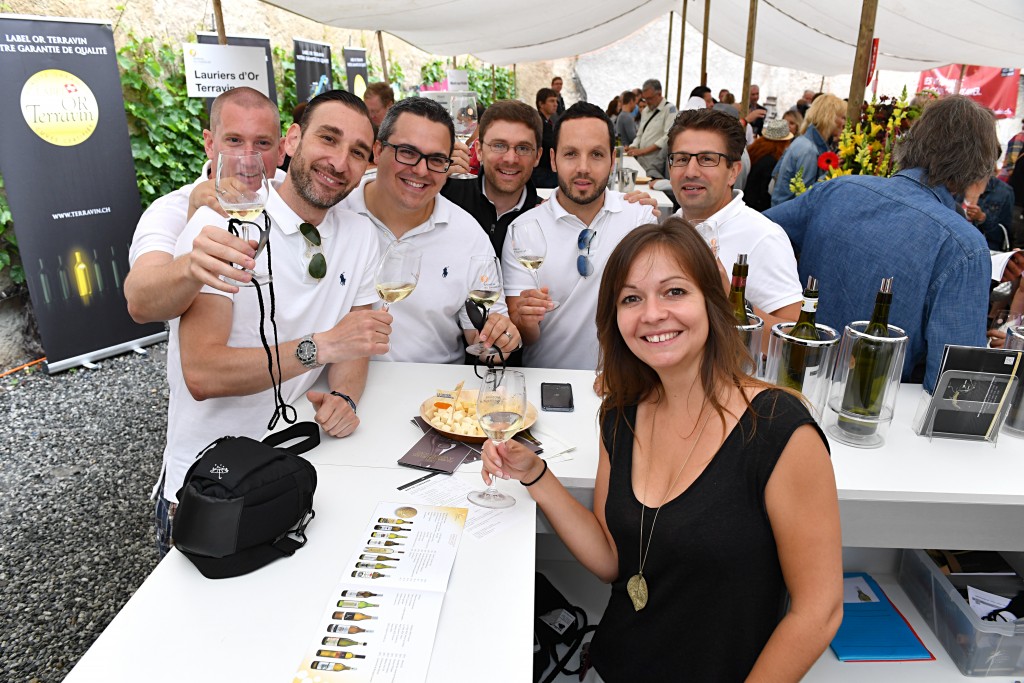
<box><xmin>172</xmin><ymin>422</ymin><xmax>319</xmax><ymax>579</ymax></box>
<box><xmin>534</xmin><ymin>572</ymin><xmax>598</xmax><ymax>683</ymax></box>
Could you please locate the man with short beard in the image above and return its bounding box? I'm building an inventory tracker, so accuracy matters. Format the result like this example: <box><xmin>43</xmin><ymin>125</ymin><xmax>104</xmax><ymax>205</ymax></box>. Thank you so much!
<box><xmin>153</xmin><ymin>90</ymin><xmax>392</xmax><ymax>557</ymax></box>
<box><xmin>503</xmin><ymin>102</ymin><xmax>656</xmax><ymax>371</ymax></box>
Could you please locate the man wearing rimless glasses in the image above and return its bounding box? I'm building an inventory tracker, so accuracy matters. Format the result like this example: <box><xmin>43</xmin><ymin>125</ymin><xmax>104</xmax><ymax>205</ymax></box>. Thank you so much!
<box><xmin>340</xmin><ymin>97</ymin><xmax>522</xmax><ymax>364</ymax></box>
<box><xmin>503</xmin><ymin>102</ymin><xmax>656</xmax><ymax>371</ymax></box>
<box><xmin>155</xmin><ymin>90</ymin><xmax>391</xmax><ymax>556</ymax></box>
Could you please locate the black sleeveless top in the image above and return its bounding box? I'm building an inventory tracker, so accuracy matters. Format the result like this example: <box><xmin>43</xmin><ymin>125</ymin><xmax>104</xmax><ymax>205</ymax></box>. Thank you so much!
<box><xmin>589</xmin><ymin>390</ymin><xmax>828</xmax><ymax>682</ymax></box>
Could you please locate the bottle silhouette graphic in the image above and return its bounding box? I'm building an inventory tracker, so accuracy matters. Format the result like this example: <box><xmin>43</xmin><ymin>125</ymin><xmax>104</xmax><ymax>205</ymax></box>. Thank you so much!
<box><xmin>92</xmin><ymin>249</ymin><xmax>104</xmax><ymax>294</ymax></box>
<box><xmin>73</xmin><ymin>251</ymin><xmax>91</xmax><ymax>298</ymax></box>
<box><xmin>110</xmin><ymin>245</ymin><xmax>123</xmax><ymax>289</ymax></box>
<box><xmin>37</xmin><ymin>258</ymin><xmax>52</xmax><ymax>306</ymax></box>
<box><xmin>57</xmin><ymin>255</ymin><xmax>70</xmax><ymax>300</ymax></box>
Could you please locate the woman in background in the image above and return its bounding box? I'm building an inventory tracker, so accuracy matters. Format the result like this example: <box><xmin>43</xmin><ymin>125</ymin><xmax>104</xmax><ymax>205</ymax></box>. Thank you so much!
<box><xmin>771</xmin><ymin>94</ymin><xmax>846</xmax><ymax>206</ymax></box>
<box><xmin>482</xmin><ymin>219</ymin><xmax>842</xmax><ymax>682</ymax></box>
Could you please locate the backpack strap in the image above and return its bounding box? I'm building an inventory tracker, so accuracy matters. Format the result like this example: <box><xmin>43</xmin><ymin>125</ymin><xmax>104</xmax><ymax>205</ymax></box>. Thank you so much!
<box><xmin>262</xmin><ymin>421</ymin><xmax>320</xmax><ymax>456</ymax></box>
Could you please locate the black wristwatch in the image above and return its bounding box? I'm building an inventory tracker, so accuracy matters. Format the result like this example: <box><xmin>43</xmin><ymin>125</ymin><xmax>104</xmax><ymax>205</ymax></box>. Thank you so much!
<box><xmin>295</xmin><ymin>334</ymin><xmax>321</xmax><ymax>369</ymax></box>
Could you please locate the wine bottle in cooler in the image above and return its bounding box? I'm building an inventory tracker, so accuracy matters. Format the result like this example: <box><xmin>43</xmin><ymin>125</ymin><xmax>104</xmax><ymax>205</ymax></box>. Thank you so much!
<box><xmin>776</xmin><ymin>276</ymin><xmax>820</xmax><ymax>391</ymax></box>
<box><xmin>839</xmin><ymin>277</ymin><xmax>894</xmax><ymax>435</ymax></box>
<box><xmin>728</xmin><ymin>254</ymin><xmax>750</xmax><ymax>325</ymax></box>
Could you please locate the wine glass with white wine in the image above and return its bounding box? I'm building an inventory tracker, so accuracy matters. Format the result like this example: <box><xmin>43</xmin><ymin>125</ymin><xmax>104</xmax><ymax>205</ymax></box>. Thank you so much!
<box><xmin>374</xmin><ymin>240</ymin><xmax>421</xmax><ymax>311</ymax></box>
<box><xmin>450</xmin><ymin>94</ymin><xmax>478</xmax><ymax>179</ymax></box>
<box><xmin>468</xmin><ymin>369</ymin><xmax>526</xmax><ymax>509</ymax></box>
<box><xmin>510</xmin><ymin>218</ymin><xmax>559</xmax><ymax>309</ymax></box>
<box><xmin>465</xmin><ymin>255</ymin><xmax>503</xmax><ymax>357</ymax></box>
<box><xmin>216</xmin><ymin>150</ymin><xmax>270</xmax><ymax>287</ymax></box>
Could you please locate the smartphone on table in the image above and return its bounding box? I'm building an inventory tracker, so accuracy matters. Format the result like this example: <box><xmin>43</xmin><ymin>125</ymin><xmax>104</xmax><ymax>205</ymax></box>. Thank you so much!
<box><xmin>540</xmin><ymin>382</ymin><xmax>574</xmax><ymax>412</ymax></box>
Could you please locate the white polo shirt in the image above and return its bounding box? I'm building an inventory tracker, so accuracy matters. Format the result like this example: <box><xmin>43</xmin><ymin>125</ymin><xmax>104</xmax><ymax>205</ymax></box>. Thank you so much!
<box><xmin>675</xmin><ymin>190</ymin><xmax>802</xmax><ymax>314</ymax></box>
<box><xmin>502</xmin><ymin>190</ymin><xmax>656</xmax><ymax>370</ymax></box>
<box><xmin>158</xmin><ymin>180</ymin><xmax>379</xmax><ymax>503</ymax></box>
<box><xmin>129</xmin><ymin>161</ymin><xmax>287</xmax><ymax>266</ymax></box>
<box><xmin>340</xmin><ymin>183</ymin><xmax>507</xmax><ymax>364</ymax></box>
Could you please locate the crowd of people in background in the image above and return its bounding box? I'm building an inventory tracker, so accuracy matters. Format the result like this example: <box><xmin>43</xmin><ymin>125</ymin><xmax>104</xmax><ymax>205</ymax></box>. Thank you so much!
<box><xmin>124</xmin><ymin>71</ymin><xmax>1024</xmax><ymax>683</ymax></box>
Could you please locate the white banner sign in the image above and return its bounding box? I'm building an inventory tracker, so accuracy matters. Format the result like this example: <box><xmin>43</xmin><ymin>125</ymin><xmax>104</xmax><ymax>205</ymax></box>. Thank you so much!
<box><xmin>446</xmin><ymin>69</ymin><xmax>468</xmax><ymax>92</ymax></box>
<box><xmin>182</xmin><ymin>42</ymin><xmax>268</xmax><ymax>98</ymax></box>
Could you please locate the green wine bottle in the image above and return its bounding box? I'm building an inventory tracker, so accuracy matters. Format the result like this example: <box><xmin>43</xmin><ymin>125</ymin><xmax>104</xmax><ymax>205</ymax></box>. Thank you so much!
<box><xmin>839</xmin><ymin>277</ymin><xmax>894</xmax><ymax>436</ymax></box>
<box><xmin>729</xmin><ymin>253</ymin><xmax>750</xmax><ymax>326</ymax></box>
<box><xmin>336</xmin><ymin>600</ymin><xmax>379</xmax><ymax>609</ymax></box>
<box><xmin>321</xmin><ymin>636</ymin><xmax>367</xmax><ymax>647</ymax></box>
<box><xmin>777</xmin><ymin>276</ymin><xmax>820</xmax><ymax>391</ymax></box>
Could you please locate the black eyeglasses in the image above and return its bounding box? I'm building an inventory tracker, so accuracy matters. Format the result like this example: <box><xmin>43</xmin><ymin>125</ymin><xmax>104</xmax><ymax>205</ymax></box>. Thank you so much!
<box><xmin>577</xmin><ymin>228</ymin><xmax>596</xmax><ymax>278</ymax></box>
<box><xmin>481</xmin><ymin>141</ymin><xmax>537</xmax><ymax>157</ymax></box>
<box><xmin>299</xmin><ymin>222</ymin><xmax>326</xmax><ymax>279</ymax></box>
<box><xmin>380</xmin><ymin>141</ymin><xmax>452</xmax><ymax>173</ymax></box>
<box><xmin>667</xmin><ymin>151</ymin><xmax>732</xmax><ymax>168</ymax></box>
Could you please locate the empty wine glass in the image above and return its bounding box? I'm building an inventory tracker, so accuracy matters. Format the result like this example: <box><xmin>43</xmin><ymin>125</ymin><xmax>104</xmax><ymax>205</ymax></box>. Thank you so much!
<box><xmin>465</xmin><ymin>255</ymin><xmax>502</xmax><ymax>357</ymax></box>
<box><xmin>468</xmin><ymin>369</ymin><xmax>526</xmax><ymax>509</ymax></box>
<box><xmin>216</xmin><ymin>151</ymin><xmax>270</xmax><ymax>287</ymax></box>
<box><xmin>374</xmin><ymin>241</ymin><xmax>421</xmax><ymax>311</ymax></box>
<box><xmin>510</xmin><ymin>218</ymin><xmax>559</xmax><ymax>309</ymax></box>
<box><xmin>450</xmin><ymin>94</ymin><xmax>478</xmax><ymax>179</ymax></box>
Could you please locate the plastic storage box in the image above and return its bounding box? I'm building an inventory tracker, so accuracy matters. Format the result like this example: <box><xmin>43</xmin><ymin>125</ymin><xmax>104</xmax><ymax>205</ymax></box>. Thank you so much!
<box><xmin>898</xmin><ymin>548</ymin><xmax>1024</xmax><ymax>676</ymax></box>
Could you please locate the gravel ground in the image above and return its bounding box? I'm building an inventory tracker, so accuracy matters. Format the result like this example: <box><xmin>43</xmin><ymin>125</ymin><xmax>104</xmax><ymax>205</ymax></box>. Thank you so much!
<box><xmin>0</xmin><ymin>344</ymin><xmax>169</xmax><ymax>682</ymax></box>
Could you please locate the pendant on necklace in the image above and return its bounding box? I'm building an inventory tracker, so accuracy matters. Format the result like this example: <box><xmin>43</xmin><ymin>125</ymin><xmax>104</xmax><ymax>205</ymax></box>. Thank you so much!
<box><xmin>626</xmin><ymin>573</ymin><xmax>648</xmax><ymax>611</ymax></box>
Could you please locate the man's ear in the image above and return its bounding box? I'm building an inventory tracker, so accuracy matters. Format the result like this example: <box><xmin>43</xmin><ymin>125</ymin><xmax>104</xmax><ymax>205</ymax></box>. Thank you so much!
<box><xmin>283</xmin><ymin>123</ymin><xmax>302</xmax><ymax>157</ymax></box>
<box><xmin>202</xmin><ymin>129</ymin><xmax>215</xmax><ymax>162</ymax></box>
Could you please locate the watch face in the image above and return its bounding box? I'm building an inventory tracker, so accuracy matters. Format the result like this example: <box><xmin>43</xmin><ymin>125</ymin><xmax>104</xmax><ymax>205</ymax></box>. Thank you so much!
<box><xmin>297</xmin><ymin>339</ymin><xmax>317</xmax><ymax>365</ymax></box>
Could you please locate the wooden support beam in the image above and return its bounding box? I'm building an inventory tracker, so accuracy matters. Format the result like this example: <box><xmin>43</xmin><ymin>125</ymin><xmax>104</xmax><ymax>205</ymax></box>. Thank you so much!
<box><xmin>847</xmin><ymin>0</ymin><xmax>878</xmax><ymax>124</ymax></box>
<box><xmin>952</xmin><ymin>64</ymin><xmax>966</xmax><ymax>96</ymax></box>
<box><xmin>739</xmin><ymin>0</ymin><xmax>758</xmax><ymax>119</ymax></box>
<box><xmin>665</xmin><ymin>11</ymin><xmax>674</xmax><ymax>90</ymax></box>
<box><xmin>375</xmin><ymin>30</ymin><xmax>390</xmax><ymax>84</ymax></box>
<box><xmin>675</xmin><ymin>0</ymin><xmax>688</xmax><ymax>105</ymax></box>
<box><xmin>700</xmin><ymin>0</ymin><xmax>710</xmax><ymax>86</ymax></box>
<box><xmin>212</xmin><ymin>0</ymin><xmax>227</xmax><ymax>45</ymax></box>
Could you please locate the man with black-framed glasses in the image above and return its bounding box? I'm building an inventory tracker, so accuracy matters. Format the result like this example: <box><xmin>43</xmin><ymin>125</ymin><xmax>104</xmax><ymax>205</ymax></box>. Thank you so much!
<box><xmin>503</xmin><ymin>102</ymin><xmax>656</xmax><ymax>371</ymax></box>
<box><xmin>666</xmin><ymin>109</ymin><xmax>802</xmax><ymax>330</ymax></box>
<box><xmin>340</xmin><ymin>97</ymin><xmax>522</xmax><ymax>364</ymax></box>
<box><xmin>155</xmin><ymin>89</ymin><xmax>392</xmax><ymax>557</ymax></box>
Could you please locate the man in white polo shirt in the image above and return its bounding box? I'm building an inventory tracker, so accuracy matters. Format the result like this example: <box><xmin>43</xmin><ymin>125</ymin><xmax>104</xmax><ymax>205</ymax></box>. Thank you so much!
<box><xmin>504</xmin><ymin>102</ymin><xmax>656</xmax><ymax>371</ymax></box>
<box><xmin>667</xmin><ymin>108</ymin><xmax>802</xmax><ymax>326</ymax></box>
<box><xmin>156</xmin><ymin>90</ymin><xmax>392</xmax><ymax>556</ymax></box>
<box><xmin>125</xmin><ymin>86</ymin><xmax>287</xmax><ymax>324</ymax></box>
<box><xmin>340</xmin><ymin>97</ymin><xmax>522</xmax><ymax>364</ymax></box>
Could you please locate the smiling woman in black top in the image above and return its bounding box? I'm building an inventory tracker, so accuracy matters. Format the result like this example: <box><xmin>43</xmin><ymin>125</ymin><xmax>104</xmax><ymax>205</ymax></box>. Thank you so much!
<box><xmin>482</xmin><ymin>218</ymin><xmax>842</xmax><ymax>682</ymax></box>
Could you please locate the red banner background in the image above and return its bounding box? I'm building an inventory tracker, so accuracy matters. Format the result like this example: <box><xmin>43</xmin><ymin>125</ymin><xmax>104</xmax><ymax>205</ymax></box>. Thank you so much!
<box><xmin>918</xmin><ymin>65</ymin><xmax>1019</xmax><ymax>119</ymax></box>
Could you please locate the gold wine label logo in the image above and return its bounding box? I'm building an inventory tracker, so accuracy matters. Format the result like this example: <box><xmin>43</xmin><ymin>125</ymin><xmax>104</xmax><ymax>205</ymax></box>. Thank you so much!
<box><xmin>20</xmin><ymin>69</ymin><xmax>99</xmax><ymax>146</ymax></box>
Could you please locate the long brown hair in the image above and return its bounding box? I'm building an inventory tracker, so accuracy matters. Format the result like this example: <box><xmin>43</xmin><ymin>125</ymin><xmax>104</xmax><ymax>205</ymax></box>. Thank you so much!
<box><xmin>596</xmin><ymin>218</ymin><xmax>771</xmax><ymax>433</ymax></box>
<box><xmin>747</xmin><ymin>136</ymin><xmax>791</xmax><ymax>167</ymax></box>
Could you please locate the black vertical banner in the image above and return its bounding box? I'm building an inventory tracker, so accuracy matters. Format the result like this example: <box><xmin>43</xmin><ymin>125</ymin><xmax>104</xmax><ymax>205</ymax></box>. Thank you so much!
<box><xmin>196</xmin><ymin>32</ymin><xmax>276</xmax><ymax>105</ymax></box>
<box><xmin>344</xmin><ymin>47</ymin><xmax>368</xmax><ymax>99</ymax></box>
<box><xmin>293</xmin><ymin>39</ymin><xmax>332</xmax><ymax>102</ymax></box>
<box><xmin>0</xmin><ymin>15</ymin><xmax>164</xmax><ymax>371</ymax></box>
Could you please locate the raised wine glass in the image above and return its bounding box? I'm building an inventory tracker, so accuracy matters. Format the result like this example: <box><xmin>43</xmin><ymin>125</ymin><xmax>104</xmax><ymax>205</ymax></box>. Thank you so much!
<box><xmin>465</xmin><ymin>255</ymin><xmax>503</xmax><ymax>357</ymax></box>
<box><xmin>510</xmin><ymin>218</ymin><xmax>559</xmax><ymax>309</ymax></box>
<box><xmin>374</xmin><ymin>241</ymin><xmax>421</xmax><ymax>311</ymax></box>
<box><xmin>216</xmin><ymin>150</ymin><xmax>270</xmax><ymax>287</ymax></box>
<box><xmin>468</xmin><ymin>369</ymin><xmax>526</xmax><ymax>509</ymax></box>
<box><xmin>450</xmin><ymin>94</ymin><xmax>478</xmax><ymax>179</ymax></box>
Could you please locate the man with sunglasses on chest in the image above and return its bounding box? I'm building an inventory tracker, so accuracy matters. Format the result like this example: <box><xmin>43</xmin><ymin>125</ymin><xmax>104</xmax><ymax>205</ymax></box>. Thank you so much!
<box><xmin>339</xmin><ymin>97</ymin><xmax>522</xmax><ymax>364</ymax></box>
<box><xmin>504</xmin><ymin>102</ymin><xmax>656</xmax><ymax>371</ymax></box>
<box><xmin>155</xmin><ymin>90</ymin><xmax>391</xmax><ymax>556</ymax></box>
<box><xmin>668</xmin><ymin>109</ymin><xmax>802</xmax><ymax>328</ymax></box>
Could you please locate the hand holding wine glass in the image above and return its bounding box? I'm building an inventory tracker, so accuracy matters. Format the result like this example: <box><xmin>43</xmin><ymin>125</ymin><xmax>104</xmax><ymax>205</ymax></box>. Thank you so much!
<box><xmin>465</xmin><ymin>255</ymin><xmax>503</xmax><ymax>357</ymax></box>
<box><xmin>510</xmin><ymin>218</ymin><xmax>559</xmax><ymax>309</ymax></box>
<box><xmin>450</xmin><ymin>95</ymin><xmax>478</xmax><ymax>179</ymax></box>
<box><xmin>216</xmin><ymin>151</ymin><xmax>270</xmax><ymax>287</ymax></box>
<box><xmin>374</xmin><ymin>241</ymin><xmax>421</xmax><ymax>311</ymax></box>
<box><xmin>468</xmin><ymin>369</ymin><xmax>527</xmax><ymax>509</ymax></box>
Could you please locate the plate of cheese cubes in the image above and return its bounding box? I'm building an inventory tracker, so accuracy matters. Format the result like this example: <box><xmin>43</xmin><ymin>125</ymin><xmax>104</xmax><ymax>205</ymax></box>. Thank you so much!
<box><xmin>420</xmin><ymin>389</ymin><xmax>538</xmax><ymax>444</ymax></box>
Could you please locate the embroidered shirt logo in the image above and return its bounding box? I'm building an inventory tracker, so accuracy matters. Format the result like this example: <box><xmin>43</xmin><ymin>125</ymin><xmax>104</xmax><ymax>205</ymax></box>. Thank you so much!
<box><xmin>442</xmin><ymin>266</ymin><xmax>449</xmax><ymax>278</ymax></box>
<box><xmin>210</xmin><ymin>464</ymin><xmax>229</xmax><ymax>480</ymax></box>
<box><xmin>339</xmin><ymin>272</ymin><xmax>347</xmax><ymax>286</ymax></box>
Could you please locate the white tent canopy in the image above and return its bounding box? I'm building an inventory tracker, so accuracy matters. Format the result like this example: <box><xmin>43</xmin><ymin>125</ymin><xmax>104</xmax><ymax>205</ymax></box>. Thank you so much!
<box><xmin>261</xmin><ymin>0</ymin><xmax>1024</xmax><ymax>73</ymax></box>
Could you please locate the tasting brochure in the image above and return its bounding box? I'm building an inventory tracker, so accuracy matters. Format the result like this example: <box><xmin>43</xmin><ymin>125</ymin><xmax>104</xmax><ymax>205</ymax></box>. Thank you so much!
<box><xmin>292</xmin><ymin>501</ymin><xmax>467</xmax><ymax>683</ymax></box>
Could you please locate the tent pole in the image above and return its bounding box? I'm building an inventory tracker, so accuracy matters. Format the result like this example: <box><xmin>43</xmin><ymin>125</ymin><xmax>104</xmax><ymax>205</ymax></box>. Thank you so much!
<box><xmin>675</xmin><ymin>0</ymin><xmax>687</xmax><ymax>106</ymax></box>
<box><xmin>665</xmin><ymin>11</ymin><xmax>674</xmax><ymax>90</ymax></box>
<box><xmin>953</xmin><ymin>64</ymin><xmax>966</xmax><ymax>96</ymax></box>
<box><xmin>212</xmin><ymin>0</ymin><xmax>227</xmax><ymax>44</ymax></box>
<box><xmin>375</xmin><ymin>31</ymin><xmax>390</xmax><ymax>83</ymax></box>
<box><xmin>847</xmin><ymin>0</ymin><xmax>878</xmax><ymax>124</ymax></box>
<box><xmin>700</xmin><ymin>0</ymin><xmax>710</xmax><ymax>86</ymax></box>
<box><xmin>739</xmin><ymin>0</ymin><xmax>757</xmax><ymax>119</ymax></box>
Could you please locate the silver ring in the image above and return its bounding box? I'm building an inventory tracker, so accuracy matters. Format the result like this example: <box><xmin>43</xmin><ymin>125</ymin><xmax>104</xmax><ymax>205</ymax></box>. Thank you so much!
<box><xmin>504</xmin><ymin>331</ymin><xmax>514</xmax><ymax>341</ymax></box>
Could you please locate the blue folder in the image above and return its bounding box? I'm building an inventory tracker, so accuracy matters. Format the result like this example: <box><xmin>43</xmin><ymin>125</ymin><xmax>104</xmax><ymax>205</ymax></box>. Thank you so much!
<box><xmin>829</xmin><ymin>572</ymin><xmax>934</xmax><ymax>662</ymax></box>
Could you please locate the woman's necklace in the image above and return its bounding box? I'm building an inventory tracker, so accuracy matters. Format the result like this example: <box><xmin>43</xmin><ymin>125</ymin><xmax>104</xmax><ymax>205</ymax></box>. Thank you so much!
<box><xmin>627</xmin><ymin>397</ymin><xmax>712</xmax><ymax>612</ymax></box>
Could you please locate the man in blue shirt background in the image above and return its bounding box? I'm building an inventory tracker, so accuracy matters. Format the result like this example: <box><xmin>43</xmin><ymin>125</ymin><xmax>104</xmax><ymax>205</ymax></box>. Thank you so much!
<box><xmin>766</xmin><ymin>96</ymin><xmax>999</xmax><ymax>392</ymax></box>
